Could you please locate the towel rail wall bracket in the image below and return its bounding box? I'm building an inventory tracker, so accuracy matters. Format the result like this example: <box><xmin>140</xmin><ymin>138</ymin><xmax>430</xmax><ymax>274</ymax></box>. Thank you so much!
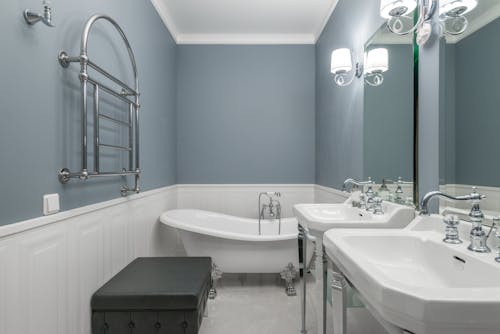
<box><xmin>57</xmin><ymin>14</ymin><xmax>141</xmax><ymax>196</ymax></box>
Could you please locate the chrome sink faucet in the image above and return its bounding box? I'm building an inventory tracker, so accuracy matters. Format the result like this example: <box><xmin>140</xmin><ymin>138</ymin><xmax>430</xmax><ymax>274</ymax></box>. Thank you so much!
<box><xmin>342</xmin><ymin>177</ymin><xmax>374</xmax><ymax>193</ymax></box>
<box><xmin>420</xmin><ymin>187</ymin><xmax>485</xmax><ymax>215</ymax></box>
<box><xmin>420</xmin><ymin>187</ymin><xmax>495</xmax><ymax>253</ymax></box>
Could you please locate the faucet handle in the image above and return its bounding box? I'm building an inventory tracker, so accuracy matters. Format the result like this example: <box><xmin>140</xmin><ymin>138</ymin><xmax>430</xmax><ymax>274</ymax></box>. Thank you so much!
<box><xmin>365</xmin><ymin>178</ymin><xmax>375</xmax><ymax>197</ymax></box>
<box><xmin>443</xmin><ymin>214</ymin><xmax>462</xmax><ymax>244</ymax></box>
<box><xmin>470</xmin><ymin>187</ymin><xmax>486</xmax><ymax>200</ymax></box>
<box><xmin>373</xmin><ymin>197</ymin><xmax>384</xmax><ymax>215</ymax></box>
<box><xmin>494</xmin><ymin>218</ymin><xmax>500</xmax><ymax>263</ymax></box>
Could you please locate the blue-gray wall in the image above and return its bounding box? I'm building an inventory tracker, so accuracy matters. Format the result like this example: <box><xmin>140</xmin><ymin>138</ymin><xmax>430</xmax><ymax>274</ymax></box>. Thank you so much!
<box><xmin>176</xmin><ymin>45</ymin><xmax>315</xmax><ymax>184</ymax></box>
<box><xmin>315</xmin><ymin>0</ymin><xmax>384</xmax><ymax>188</ymax></box>
<box><xmin>0</xmin><ymin>0</ymin><xmax>177</xmax><ymax>225</ymax></box>
<box><xmin>444</xmin><ymin>19</ymin><xmax>500</xmax><ymax>187</ymax></box>
<box><xmin>364</xmin><ymin>44</ymin><xmax>414</xmax><ymax>182</ymax></box>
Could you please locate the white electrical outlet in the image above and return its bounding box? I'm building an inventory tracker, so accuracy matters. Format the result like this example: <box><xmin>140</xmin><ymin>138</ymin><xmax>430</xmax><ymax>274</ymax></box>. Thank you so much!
<box><xmin>43</xmin><ymin>193</ymin><xmax>60</xmax><ymax>216</ymax></box>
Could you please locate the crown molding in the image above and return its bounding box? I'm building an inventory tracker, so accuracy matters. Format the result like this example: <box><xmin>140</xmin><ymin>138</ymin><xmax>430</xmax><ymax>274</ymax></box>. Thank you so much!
<box><xmin>151</xmin><ymin>0</ymin><xmax>334</xmax><ymax>45</ymax></box>
<box><xmin>314</xmin><ymin>0</ymin><xmax>340</xmax><ymax>42</ymax></box>
<box><xmin>176</xmin><ymin>33</ymin><xmax>316</xmax><ymax>45</ymax></box>
<box><xmin>445</xmin><ymin>4</ymin><xmax>500</xmax><ymax>44</ymax></box>
<box><xmin>150</xmin><ymin>0</ymin><xmax>180</xmax><ymax>43</ymax></box>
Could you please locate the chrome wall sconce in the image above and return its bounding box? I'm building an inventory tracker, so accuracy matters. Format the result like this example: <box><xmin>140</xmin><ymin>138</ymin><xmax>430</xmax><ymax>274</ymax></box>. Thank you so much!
<box><xmin>439</xmin><ymin>0</ymin><xmax>477</xmax><ymax>35</ymax></box>
<box><xmin>331</xmin><ymin>48</ymin><xmax>389</xmax><ymax>87</ymax></box>
<box><xmin>330</xmin><ymin>48</ymin><xmax>363</xmax><ymax>87</ymax></box>
<box><xmin>364</xmin><ymin>48</ymin><xmax>389</xmax><ymax>87</ymax></box>
<box><xmin>24</xmin><ymin>0</ymin><xmax>55</xmax><ymax>27</ymax></box>
<box><xmin>380</xmin><ymin>0</ymin><xmax>436</xmax><ymax>45</ymax></box>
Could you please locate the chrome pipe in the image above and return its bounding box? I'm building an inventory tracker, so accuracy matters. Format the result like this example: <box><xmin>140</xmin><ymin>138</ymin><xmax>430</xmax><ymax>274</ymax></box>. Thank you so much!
<box><xmin>59</xmin><ymin>168</ymin><xmax>139</xmax><ymax>183</ymax></box>
<box><xmin>93</xmin><ymin>85</ymin><xmax>100</xmax><ymax>173</ymax></box>
<box><xmin>81</xmin><ymin>71</ymin><xmax>88</xmax><ymax>173</ymax></box>
<box><xmin>98</xmin><ymin>113</ymin><xmax>131</xmax><ymax>127</ymax></box>
<box><xmin>99</xmin><ymin>143</ymin><xmax>132</xmax><ymax>151</ymax></box>
<box><xmin>86</xmin><ymin>77</ymin><xmax>137</xmax><ymax>107</ymax></box>
<box><xmin>300</xmin><ymin>225</ymin><xmax>308</xmax><ymax>334</ymax></box>
<box><xmin>87</xmin><ymin>60</ymin><xmax>138</xmax><ymax>96</ymax></box>
<box><xmin>59</xmin><ymin>14</ymin><xmax>141</xmax><ymax>195</ymax></box>
<box><xmin>134</xmin><ymin>102</ymin><xmax>140</xmax><ymax>172</ymax></box>
<box><xmin>128</xmin><ymin>103</ymin><xmax>134</xmax><ymax>171</ymax></box>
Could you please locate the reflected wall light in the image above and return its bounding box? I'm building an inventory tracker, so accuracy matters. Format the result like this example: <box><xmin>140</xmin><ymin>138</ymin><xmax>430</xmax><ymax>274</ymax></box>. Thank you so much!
<box><xmin>364</xmin><ymin>48</ymin><xmax>389</xmax><ymax>87</ymax></box>
<box><xmin>380</xmin><ymin>0</ymin><xmax>436</xmax><ymax>45</ymax></box>
<box><xmin>439</xmin><ymin>0</ymin><xmax>478</xmax><ymax>35</ymax></box>
<box><xmin>330</xmin><ymin>48</ymin><xmax>363</xmax><ymax>87</ymax></box>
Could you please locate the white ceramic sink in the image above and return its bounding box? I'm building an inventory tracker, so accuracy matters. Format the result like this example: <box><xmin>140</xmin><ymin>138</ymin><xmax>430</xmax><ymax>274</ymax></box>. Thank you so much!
<box><xmin>293</xmin><ymin>198</ymin><xmax>415</xmax><ymax>233</ymax></box>
<box><xmin>324</xmin><ymin>215</ymin><xmax>500</xmax><ymax>334</ymax></box>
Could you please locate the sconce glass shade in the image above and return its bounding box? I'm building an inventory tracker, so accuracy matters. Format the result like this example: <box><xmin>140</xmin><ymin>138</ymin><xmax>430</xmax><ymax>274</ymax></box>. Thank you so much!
<box><xmin>331</xmin><ymin>48</ymin><xmax>353</xmax><ymax>74</ymax></box>
<box><xmin>439</xmin><ymin>0</ymin><xmax>477</xmax><ymax>18</ymax></box>
<box><xmin>365</xmin><ymin>48</ymin><xmax>389</xmax><ymax>74</ymax></box>
<box><xmin>380</xmin><ymin>0</ymin><xmax>418</xmax><ymax>19</ymax></box>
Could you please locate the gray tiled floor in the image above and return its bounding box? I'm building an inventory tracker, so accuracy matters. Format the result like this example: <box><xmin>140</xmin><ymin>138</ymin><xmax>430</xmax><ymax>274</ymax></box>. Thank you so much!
<box><xmin>200</xmin><ymin>273</ymin><xmax>387</xmax><ymax>334</ymax></box>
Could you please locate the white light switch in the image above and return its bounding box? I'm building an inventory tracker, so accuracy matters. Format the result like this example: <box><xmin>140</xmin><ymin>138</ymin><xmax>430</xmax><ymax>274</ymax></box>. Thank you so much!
<box><xmin>43</xmin><ymin>194</ymin><xmax>60</xmax><ymax>216</ymax></box>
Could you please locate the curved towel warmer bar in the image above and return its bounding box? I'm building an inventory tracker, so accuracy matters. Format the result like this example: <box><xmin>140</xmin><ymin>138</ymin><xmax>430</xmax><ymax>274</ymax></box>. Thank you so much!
<box><xmin>57</xmin><ymin>14</ymin><xmax>140</xmax><ymax>196</ymax></box>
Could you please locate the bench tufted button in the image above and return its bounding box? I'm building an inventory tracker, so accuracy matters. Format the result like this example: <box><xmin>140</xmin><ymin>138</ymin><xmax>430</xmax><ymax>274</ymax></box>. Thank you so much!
<box><xmin>128</xmin><ymin>321</ymin><xmax>135</xmax><ymax>329</ymax></box>
<box><xmin>154</xmin><ymin>322</ymin><xmax>162</xmax><ymax>329</ymax></box>
<box><xmin>103</xmin><ymin>322</ymin><xmax>109</xmax><ymax>330</ymax></box>
<box><xmin>182</xmin><ymin>321</ymin><xmax>188</xmax><ymax>329</ymax></box>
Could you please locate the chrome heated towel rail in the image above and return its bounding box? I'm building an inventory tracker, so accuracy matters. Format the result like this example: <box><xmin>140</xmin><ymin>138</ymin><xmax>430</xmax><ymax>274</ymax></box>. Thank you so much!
<box><xmin>57</xmin><ymin>14</ymin><xmax>141</xmax><ymax>196</ymax></box>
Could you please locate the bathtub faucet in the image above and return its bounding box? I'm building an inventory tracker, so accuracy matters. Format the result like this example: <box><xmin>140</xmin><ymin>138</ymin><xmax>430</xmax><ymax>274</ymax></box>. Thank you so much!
<box><xmin>258</xmin><ymin>192</ymin><xmax>282</xmax><ymax>235</ymax></box>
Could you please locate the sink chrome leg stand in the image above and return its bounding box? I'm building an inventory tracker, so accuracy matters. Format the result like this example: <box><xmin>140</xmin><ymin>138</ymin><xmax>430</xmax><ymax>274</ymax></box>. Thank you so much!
<box><xmin>209</xmin><ymin>263</ymin><xmax>223</xmax><ymax>299</ymax></box>
<box><xmin>281</xmin><ymin>263</ymin><xmax>298</xmax><ymax>296</ymax></box>
<box><xmin>299</xmin><ymin>224</ymin><xmax>308</xmax><ymax>334</ymax></box>
<box><xmin>322</xmin><ymin>248</ymin><xmax>328</xmax><ymax>334</ymax></box>
<box><xmin>299</xmin><ymin>225</ymin><xmax>317</xmax><ymax>333</ymax></box>
<box><xmin>330</xmin><ymin>261</ymin><xmax>347</xmax><ymax>334</ymax></box>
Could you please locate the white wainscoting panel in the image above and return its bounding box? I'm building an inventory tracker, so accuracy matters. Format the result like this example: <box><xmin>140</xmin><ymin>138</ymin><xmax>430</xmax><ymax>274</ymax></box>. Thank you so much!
<box><xmin>176</xmin><ymin>184</ymin><xmax>316</xmax><ymax>218</ymax></box>
<box><xmin>0</xmin><ymin>183</ymin><xmax>352</xmax><ymax>334</ymax></box>
<box><xmin>0</xmin><ymin>245</ymin><xmax>7</xmax><ymax>334</ymax></box>
<box><xmin>314</xmin><ymin>185</ymin><xmax>349</xmax><ymax>203</ymax></box>
<box><xmin>0</xmin><ymin>185</ymin><xmax>178</xmax><ymax>334</ymax></box>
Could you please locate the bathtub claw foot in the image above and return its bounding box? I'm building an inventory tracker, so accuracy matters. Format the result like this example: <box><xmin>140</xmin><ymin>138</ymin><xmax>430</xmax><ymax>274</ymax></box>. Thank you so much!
<box><xmin>280</xmin><ymin>263</ymin><xmax>298</xmax><ymax>296</ymax></box>
<box><xmin>209</xmin><ymin>263</ymin><xmax>223</xmax><ymax>299</ymax></box>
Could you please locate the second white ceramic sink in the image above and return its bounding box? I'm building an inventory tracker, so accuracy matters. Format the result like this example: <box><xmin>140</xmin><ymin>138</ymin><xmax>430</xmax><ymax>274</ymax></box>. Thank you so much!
<box><xmin>294</xmin><ymin>198</ymin><xmax>414</xmax><ymax>233</ymax></box>
<box><xmin>324</xmin><ymin>215</ymin><xmax>500</xmax><ymax>334</ymax></box>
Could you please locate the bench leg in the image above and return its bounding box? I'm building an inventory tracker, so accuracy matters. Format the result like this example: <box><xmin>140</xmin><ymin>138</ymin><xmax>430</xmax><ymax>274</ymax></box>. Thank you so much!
<box><xmin>209</xmin><ymin>263</ymin><xmax>223</xmax><ymax>299</ymax></box>
<box><xmin>280</xmin><ymin>262</ymin><xmax>298</xmax><ymax>296</ymax></box>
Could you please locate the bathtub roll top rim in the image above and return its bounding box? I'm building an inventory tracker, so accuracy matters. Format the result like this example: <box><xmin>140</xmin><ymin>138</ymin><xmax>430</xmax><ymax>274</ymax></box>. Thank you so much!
<box><xmin>160</xmin><ymin>209</ymin><xmax>298</xmax><ymax>242</ymax></box>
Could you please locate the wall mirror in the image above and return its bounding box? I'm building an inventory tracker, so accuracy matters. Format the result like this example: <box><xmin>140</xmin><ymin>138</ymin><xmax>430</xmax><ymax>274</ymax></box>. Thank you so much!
<box><xmin>439</xmin><ymin>1</ymin><xmax>500</xmax><ymax>223</ymax></box>
<box><xmin>363</xmin><ymin>23</ymin><xmax>416</xmax><ymax>206</ymax></box>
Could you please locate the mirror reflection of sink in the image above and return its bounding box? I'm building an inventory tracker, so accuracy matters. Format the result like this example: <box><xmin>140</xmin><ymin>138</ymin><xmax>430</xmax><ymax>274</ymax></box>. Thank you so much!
<box><xmin>324</xmin><ymin>215</ymin><xmax>500</xmax><ymax>334</ymax></box>
<box><xmin>293</xmin><ymin>197</ymin><xmax>415</xmax><ymax>233</ymax></box>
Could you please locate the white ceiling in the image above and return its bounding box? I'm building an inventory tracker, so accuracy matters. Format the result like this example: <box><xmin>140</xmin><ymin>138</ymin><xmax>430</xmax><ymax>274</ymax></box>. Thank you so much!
<box><xmin>150</xmin><ymin>0</ymin><xmax>339</xmax><ymax>44</ymax></box>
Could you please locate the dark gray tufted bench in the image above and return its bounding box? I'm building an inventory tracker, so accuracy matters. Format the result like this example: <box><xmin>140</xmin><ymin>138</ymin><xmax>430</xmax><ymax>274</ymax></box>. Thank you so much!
<box><xmin>91</xmin><ymin>257</ymin><xmax>212</xmax><ymax>334</ymax></box>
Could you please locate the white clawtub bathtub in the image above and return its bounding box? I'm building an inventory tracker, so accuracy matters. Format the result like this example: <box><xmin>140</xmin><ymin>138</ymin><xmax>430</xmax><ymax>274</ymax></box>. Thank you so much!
<box><xmin>159</xmin><ymin>209</ymin><xmax>300</xmax><ymax>274</ymax></box>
